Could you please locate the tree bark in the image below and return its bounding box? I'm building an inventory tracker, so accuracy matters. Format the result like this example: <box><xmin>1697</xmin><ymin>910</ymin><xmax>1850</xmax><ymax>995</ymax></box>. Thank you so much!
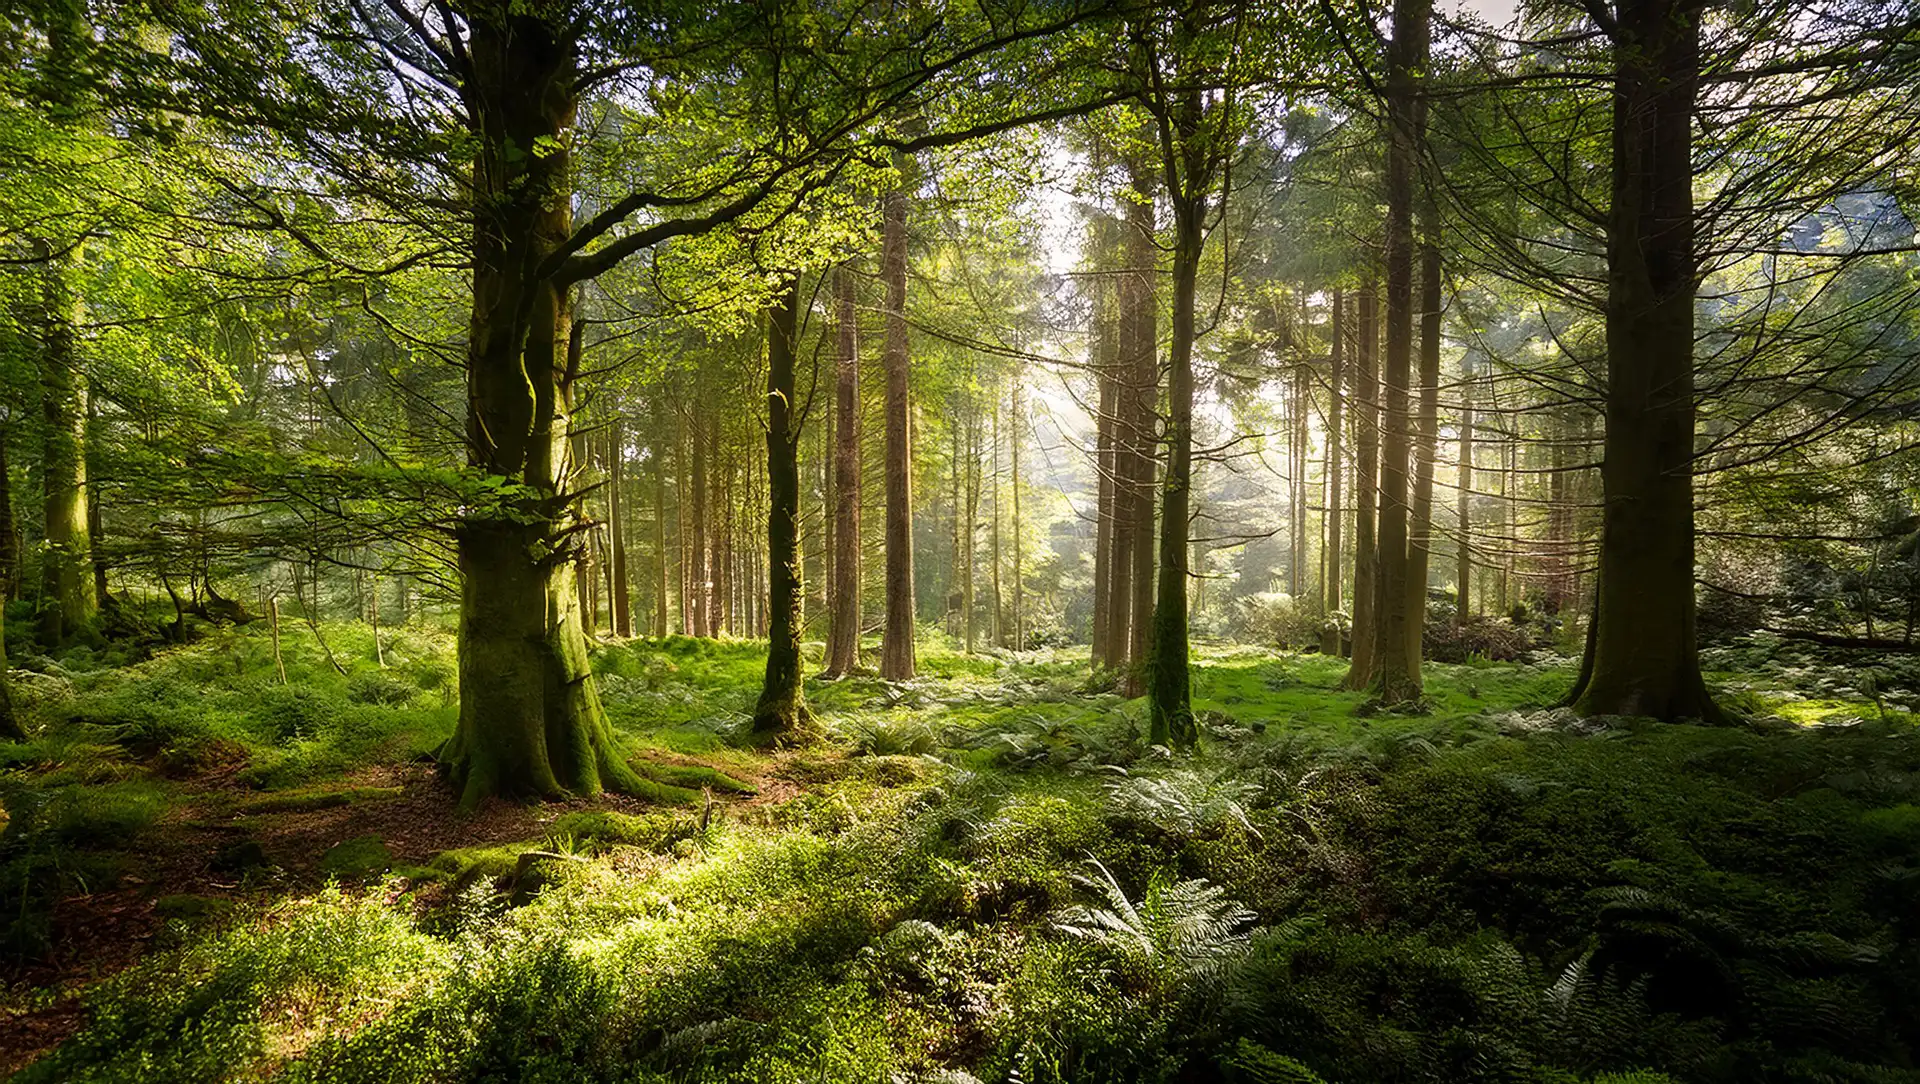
<box><xmin>963</xmin><ymin>410</ymin><xmax>979</xmax><ymax>652</ymax></box>
<box><xmin>1343</xmin><ymin>286</ymin><xmax>1381</xmax><ymax>687</ymax></box>
<box><xmin>991</xmin><ymin>399</ymin><xmax>1003</xmax><ymax>646</ymax></box>
<box><xmin>439</xmin><ymin>7</ymin><xmax>644</xmax><ymax>807</ymax></box>
<box><xmin>1115</xmin><ymin>163</ymin><xmax>1159</xmax><ymax>691</ymax></box>
<box><xmin>712</xmin><ymin>428</ymin><xmax>731</xmax><ymax>636</ymax></box>
<box><xmin>1366</xmin><ymin>0</ymin><xmax>1431</xmax><ymax>706</ymax></box>
<box><xmin>754</xmin><ymin>277</ymin><xmax>811</xmax><ymax>738</ymax></box>
<box><xmin>0</xmin><ymin>423</ymin><xmax>17</xmax><ymax>602</ymax></box>
<box><xmin>608</xmin><ymin>421</ymin><xmax>631</xmax><ymax>637</ymax></box>
<box><xmin>1456</xmin><ymin>360</ymin><xmax>1474</xmax><ymax>616</ymax></box>
<box><xmin>37</xmin><ymin>237</ymin><xmax>95</xmax><ymax>646</ymax></box>
<box><xmin>1147</xmin><ymin>176</ymin><xmax>1205</xmax><ymax>749</ymax></box>
<box><xmin>1091</xmin><ymin>273</ymin><xmax>1117</xmax><ymax>665</ymax></box>
<box><xmin>879</xmin><ymin>174</ymin><xmax>917</xmax><ymax>679</ymax></box>
<box><xmin>826</xmin><ymin>263</ymin><xmax>863</xmax><ymax>676</ymax></box>
<box><xmin>1010</xmin><ymin>383</ymin><xmax>1025</xmax><ymax>651</ymax></box>
<box><xmin>34</xmin><ymin>3</ymin><xmax>96</xmax><ymax>646</ymax></box>
<box><xmin>654</xmin><ymin>401</ymin><xmax>669</xmax><ymax>638</ymax></box>
<box><xmin>1324</xmin><ymin>291</ymin><xmax>1346</xmax><ymax>651</ymax></box>
<box><xmin>690</xmin><ymin>409</ymin><xmax>710</xmax><ymax>636</ymax></box>
<box><xmin>1404</xmin><ymin>226</ymin><xmax>1441</xmax><ymax>669</ymax></box>
<box><xmin>1567</xmin><ymin>0</ymin><xmax>1720</xmax><ymax>722</ymax></box>
<box><xmin>0</xmin><ymin>592</ymin><xmax>18</xmax><ymax>741</ymax></box>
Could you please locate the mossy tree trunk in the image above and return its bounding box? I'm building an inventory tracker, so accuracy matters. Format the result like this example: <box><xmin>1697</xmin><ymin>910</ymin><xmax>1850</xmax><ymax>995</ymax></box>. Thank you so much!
<box><xmin>1147</xmin><ymin>170</ymin><xmax>1205</xmax><ymax>750</ymax></box>
<box><xmin>33</xmin><ymin>2</ymin><xmax>96</xmax><ymax>648</ymax></box>
<box><xmin>1566</xmin><ymin>0</ymin><xmax>1722</xmax><ymax>722</ymax></box>
<box><xmin>37</xmin><ymin>237</ymin><xmax>95</xmax><ymax>647</ymax></box>
<box><xmin>754</xmin><ymin>277</ymin><xmax>811</xmax><ymax>738</ymax></box>
<box><xmin>439</xmin><ymin>6</ymin><xmax>644</xmax><ymax>808</ymax></box>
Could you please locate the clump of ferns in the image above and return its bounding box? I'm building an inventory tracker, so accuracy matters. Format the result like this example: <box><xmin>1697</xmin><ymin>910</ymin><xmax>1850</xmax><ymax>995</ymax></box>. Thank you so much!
<box><xmin>1103</xmin><ymin>767</ymin><xmax>1262</xmax><ymax>843</ymax></box>
<box><xmin>1053</xmin><ymin>858</ymin><xmax>1258</xmax><ymax>997</ymax></box>
<box><xmin>957</xmin><ymin>707</ymin><xmax>1142</xmax><ymax>772</ymax></box>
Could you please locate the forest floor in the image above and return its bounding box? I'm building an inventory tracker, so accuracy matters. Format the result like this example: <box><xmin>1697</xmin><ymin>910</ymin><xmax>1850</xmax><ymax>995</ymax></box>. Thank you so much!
<box><xmin>2</xmin><ymin>619</ymin><xmax>1919</xmax><ymax>1083</ymax></box>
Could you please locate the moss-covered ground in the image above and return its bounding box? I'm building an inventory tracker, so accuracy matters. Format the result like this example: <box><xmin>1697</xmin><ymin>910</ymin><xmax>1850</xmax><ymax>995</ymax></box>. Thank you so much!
<box><xmin>3</xmin><ymin>622</ymin><xmax>1918</xmax><ymax>1082</ymax></box>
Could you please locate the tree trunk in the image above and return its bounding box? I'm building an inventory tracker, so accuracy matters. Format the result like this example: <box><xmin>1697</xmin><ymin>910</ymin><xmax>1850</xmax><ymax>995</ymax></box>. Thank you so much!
<box><xmin>1148</xmin><ymin>184</ymin><xmax>1204</xmax><ymax>749</ymax></box>
<box><xmin>38</xmin><ymin>237</ymin><xmax>95</xmax><ymax>646</ymax></box>
<box><xmin>439</xmin><ymin>7</ymin><xmax>645</xmax><ymax>807</ymax></box>
<box><xmin>1456</xmin><ymin>361</ymin><xmax>1474</xmax><ymax>616</ymax></box>
<box><xmin>990</xmin><ymin>399</ymin><xmax>1003</xmax><ymax>646</ymax></box>
<box><xmin>690</xmin><ymin>410</ymin><xmax>710</xmax><ymax>636</ymax></box>
<box><xmin>34</xmin><ymin>5</ymin><xmax>96</xmax><ymax>646</ymax></box>
<box><xmin>0</xmin><ymin>423</ymin><xmax>17</xmax><ymax>601</ymax></box>
<box><xmin>1366</xmin><ymin>0</ymin><xmax>1430</xmax><ymax>706</ymax></box>
<box><xmin>654</xmin><ymin>402</ymin><xmax>669</xmax><ymax>638</ymax></box>
<box><xmin>963</xmin><ymin>411</ymin><xmax>979</xmax><ymax>652</ymax></box>
<box><xmin>712</xmin><ymin>429</ymin><xmax>731</xmax><ymax>637</ymax></box>
<box><xmin>1116</xmin><ymin>163</ymin><xmax>1159</xmax><ymax>692</ymax></box>
<box><xmin>1567</xmin><ymin>0</ymin><xmax>1720</xmax><ymax>722</ymax></box>
<box><xmin>1091</xmin><ymin>275</ymin><xmax>1118</xmax><ymax>665</ymax></box>
<box><xmin>1010</xmin><ymin>383</ymin><xmax>1024</xmax><ymax>651</ymax></box>
<box><xmin>879</xmin><ymin>175</ymin><xmax>917</xmax><ymax>679</ymax></box>
<box><xmin>1404</xmin><ymin>226</ymin><xmax>1441</xmax><ymax>668</ymax></box>
<box><xmin>754</xmin><ymin>277</ymin><xmax>811</xmax><ymax>738</ymax></box>
<box><xmin>609</xmin><ymin>422</ymin><xmax>632</xmax><ymax>637</ymax></box>
<box><xmin>1343</xmin><ymin>286</ymin><xmax>1381</xmax><ymax>687</ymax></box>
<box><xmin>1324</xmin><ymin>291</ymin><xmax>1346</xmax><ymax>652</ymax></box>
<box><xmin>825</xmin><ymin>263</ymin><xmax>862</xmax><ymax>676</ymax></box>
<box><xmin>0</xmin><ymin>594</ymin><xmax>19</xmax><ymax>741</ymax></box>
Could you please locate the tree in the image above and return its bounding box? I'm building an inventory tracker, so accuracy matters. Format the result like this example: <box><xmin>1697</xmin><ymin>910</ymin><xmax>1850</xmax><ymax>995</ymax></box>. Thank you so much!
<box><xmin>825</xmin><ymin>263</ymin><xmax>863</xmax><ymax>677</ymax></box>
<box><xmin>1365</xmin><ymin>0</ymin><xmax>1432</xmax><ymax>706</ymax></box>
<box><xmin>753</xmin><ymin>275</ymin><xmax>812</xmax><ymax>738</ymax></box>
<box><xmin>1137</xmin><ymin>0</ymin><xmax>1266</xmax><ymax>748</ymax></box>
<box><xmin>1562</xmin><ymin>0</ymin><xmax>1720</xmax><ymax>720</ymax></box>
<box><xmin>880</xmin><ymin>165</ymin><xmax>918</xmax><ymax>680</ymax></box>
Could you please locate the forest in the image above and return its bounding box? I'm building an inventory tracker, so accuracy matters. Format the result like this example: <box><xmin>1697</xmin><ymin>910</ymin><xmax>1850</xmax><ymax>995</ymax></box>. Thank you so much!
<box><xmin>2</xmin><ymin>0</ymin><xmax>1919</xmax><ymax>1080</ymax></box>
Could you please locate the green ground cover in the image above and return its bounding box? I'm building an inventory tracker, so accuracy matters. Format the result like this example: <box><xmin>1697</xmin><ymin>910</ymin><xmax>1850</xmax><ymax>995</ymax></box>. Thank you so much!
<box><xmin>2</xmin><ymin>624</ymin><xmax>1917</xmax><ymax>1083</ymax></box>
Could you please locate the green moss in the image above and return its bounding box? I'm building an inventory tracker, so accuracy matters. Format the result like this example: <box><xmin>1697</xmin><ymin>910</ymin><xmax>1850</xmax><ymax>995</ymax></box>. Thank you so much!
<box><xmin>236</xmin><ymin>785</ymin><xmax>404</xmax><ymax>814</ymax></box>
<box><xmin>319</xmin><ymin>833</ymin><xmax>392</xmax><ymax>878</ymax></box>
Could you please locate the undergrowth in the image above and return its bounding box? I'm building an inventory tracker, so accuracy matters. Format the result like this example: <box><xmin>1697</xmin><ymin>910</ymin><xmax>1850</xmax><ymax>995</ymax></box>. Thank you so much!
<box><xmin>2</xmin><ymin>624</ymin><xmax>1917</xmax><ymax>1082</ymax></box>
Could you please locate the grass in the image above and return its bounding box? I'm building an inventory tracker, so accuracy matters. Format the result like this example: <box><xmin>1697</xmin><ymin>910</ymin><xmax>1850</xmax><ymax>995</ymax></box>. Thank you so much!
<box><xmin>2</xmin><ymin>619</ymin><xmax>1918</xmax><ymax>1082</ymax></box>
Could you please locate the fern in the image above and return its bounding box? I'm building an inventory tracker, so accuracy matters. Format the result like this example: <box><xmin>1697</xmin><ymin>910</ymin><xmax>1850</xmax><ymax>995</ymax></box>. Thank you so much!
<box><xmin>1106</xmin><ymin>768</ymin><xmax>1261</xmax><ymax>839</ymax></box>
<box><xmin>1055</xmin><ymin>859</ymin><xmax>1256</xmax><ymax>985</ymax></box>
<box><xmin>1226</xmin><ymin>1039</ymin><xmax>1332</xmax><ymax>1083</ymax></box>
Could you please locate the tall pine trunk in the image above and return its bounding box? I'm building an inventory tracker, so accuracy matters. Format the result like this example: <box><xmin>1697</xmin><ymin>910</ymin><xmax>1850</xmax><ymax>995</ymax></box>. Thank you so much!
<box><xmin>826</xmin><ymin>263</ymin><xmax>863</xmax><ymax>676</ymax></box>
<box><xmin>1456</xmin><ymin>360</ymin><xmax>1474</xmax><ymax>616</ymax></box>
<box><xmin>609</xmin><ymin>422</ymin><xmax>632</xmax><ymax>637</ymax></box>
<box><xmin>1324</xmin><ymin>291</ymin><xmax>1346</xmax><ymax>651</ymax></box>
<box><xmin>654</xmin><ymin>402</ymin><xmax>669</xmax><ymax>638</ymax></box>
<box><xmin>1404</xmin><ymin>228</ymin><xmax>1442</xmax><ymax>667</ymax></box>
<box><xmin>1115</xmin><ymin>165</ymin><xmax>1158</xmax><ymax>691</ymax></box>
<box><xmin>439</xmin><ymin>6</ymin><xmax>642</xmax><ymax>807</ymax></box>
<box><xmin>1091</xmin><ymin>275</ymin><xmax>1117</xmax><ymax>665</ymax></box>
<box><xmin>1343</xmin><ymin>287</ymin><xmax>1380</xmax><ymax>686</ymax></box>
<box><xmin>1366</xmin><ymin>0</ymin><xmax>1431</xmax><ymax>705</ymax></box>
<box><xmin>1567</xmin><ymin>0</ymin><xmax>1720</xmax><ymax>722</ymax></box>
<box><xmin>879</xmin><ymin>176</ymin><xmax>916</xmax><ymax>679</ymax></box>
<box><xmin>1147</xmin><ymin>179</ymin><xmax>1204</xmax><ymax>749</ymax></box>
<box><xmin>754</xmin><ymin>278</ymin><xmax>810</xmax><ymax>738</ymax></box>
